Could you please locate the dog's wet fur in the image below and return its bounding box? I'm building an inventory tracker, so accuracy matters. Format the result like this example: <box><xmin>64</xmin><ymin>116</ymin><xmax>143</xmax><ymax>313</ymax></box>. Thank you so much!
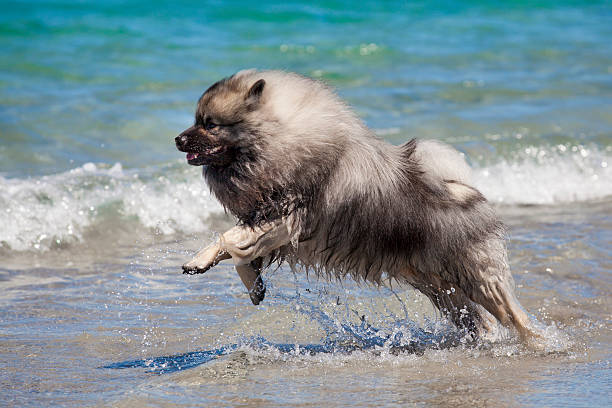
<box><xmin>176</xmin><ymin>70</ymin><xmax>542</xmax><ymax>342</ymax></box>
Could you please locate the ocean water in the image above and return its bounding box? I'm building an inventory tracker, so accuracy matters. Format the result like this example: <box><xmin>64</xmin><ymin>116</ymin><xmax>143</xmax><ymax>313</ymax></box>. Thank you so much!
<box><xmin>1</xmin><ymin>1</ymin><xmax>611</xmax><ymax>406</ymax></box>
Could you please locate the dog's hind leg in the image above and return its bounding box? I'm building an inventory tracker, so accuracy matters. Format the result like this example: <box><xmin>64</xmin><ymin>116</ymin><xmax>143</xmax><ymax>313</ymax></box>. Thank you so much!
<box><xmin>470</xmin><ymin>276</ymin><xmax>541</xmax><ymax>342</ymax></box>
<box><xmin>412</xmin><ymin>268</ymin><xmax>541</xmax><ymax>342</ymax></box>
<box><xmin>413</xmin><ymin>277</ymin><xmax>498</xmax><ymax>340</ymax></box>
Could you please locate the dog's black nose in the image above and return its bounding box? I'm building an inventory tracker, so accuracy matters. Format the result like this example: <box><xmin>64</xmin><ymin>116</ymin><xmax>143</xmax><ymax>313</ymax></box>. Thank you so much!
<box><xmin>175</xmin><ymin>135</ymin><xmax>187</xmax><ymax>149</ymax></box>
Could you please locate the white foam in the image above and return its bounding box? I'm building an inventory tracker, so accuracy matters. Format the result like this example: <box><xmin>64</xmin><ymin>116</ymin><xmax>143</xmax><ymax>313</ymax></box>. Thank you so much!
<box><xmin>473</xmin><ymin>145</ymin><xmax>612</xmax><ymax>205</ymax></box>
<box><xmin>0</xmin><ymin>162</ymin><xmax>223</xmax><ymax>251</ymax></box>
<box><xmin>1</xmin><ymin>145</ymin><xmax>610</xmax><ymax>251</ymax></box>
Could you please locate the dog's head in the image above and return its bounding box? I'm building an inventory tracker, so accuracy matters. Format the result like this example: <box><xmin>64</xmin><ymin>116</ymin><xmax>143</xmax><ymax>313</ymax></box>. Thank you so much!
<box><xmin>175</xmin><ymin>72</ymin><xmax>266</xmax><ymax>167</ymax></box>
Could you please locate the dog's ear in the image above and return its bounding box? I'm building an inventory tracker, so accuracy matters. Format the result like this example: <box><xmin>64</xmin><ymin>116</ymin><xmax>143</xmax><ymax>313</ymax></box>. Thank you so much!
<box><xmin>245</xmin><ymin>79</ymin><xmax>265</xmax><ymax>107</ymax></box>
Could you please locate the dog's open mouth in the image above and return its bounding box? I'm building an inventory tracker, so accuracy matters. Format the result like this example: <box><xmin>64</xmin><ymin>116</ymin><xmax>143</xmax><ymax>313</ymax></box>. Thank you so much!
<box><xmin>186</xmin><ymin>145</ymin><xmax>227</xmax><ymax>166</ymax></box>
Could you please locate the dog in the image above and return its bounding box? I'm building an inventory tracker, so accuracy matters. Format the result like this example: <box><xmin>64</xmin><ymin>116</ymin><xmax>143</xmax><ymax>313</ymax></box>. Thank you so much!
<box><xmin>175</xmin><ymin>70</ymin><xmax>540</xmax><ymax>342</ymax></box>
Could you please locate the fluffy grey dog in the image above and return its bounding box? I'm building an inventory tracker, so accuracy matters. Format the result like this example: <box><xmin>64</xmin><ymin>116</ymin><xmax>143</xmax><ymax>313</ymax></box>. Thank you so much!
<box><xmin>175</xmin><ymin>70</ymin><xmax>540</xmax><ymax>342</ymax></box>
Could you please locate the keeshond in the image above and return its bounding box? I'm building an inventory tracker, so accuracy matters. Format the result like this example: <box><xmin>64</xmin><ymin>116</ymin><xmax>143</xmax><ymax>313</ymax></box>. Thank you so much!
<box><xmin>175</xmin><ymin>70</ymin><xmax>540</xmax><ymax>342</ymax></box>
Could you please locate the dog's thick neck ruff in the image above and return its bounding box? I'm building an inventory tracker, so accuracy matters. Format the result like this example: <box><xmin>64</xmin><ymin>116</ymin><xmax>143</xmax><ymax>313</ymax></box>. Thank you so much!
<box><xmin>199</xmin><ymin>70</ymin><xmax>350</xmax><ymax>226</ymax></box>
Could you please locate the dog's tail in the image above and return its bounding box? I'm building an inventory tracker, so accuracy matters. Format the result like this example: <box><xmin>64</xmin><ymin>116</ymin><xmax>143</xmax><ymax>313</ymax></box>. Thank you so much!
<box><xmin>413</xmin><ymin>139</ymin><xmax>472</xmax><ymax>184</ymax></box>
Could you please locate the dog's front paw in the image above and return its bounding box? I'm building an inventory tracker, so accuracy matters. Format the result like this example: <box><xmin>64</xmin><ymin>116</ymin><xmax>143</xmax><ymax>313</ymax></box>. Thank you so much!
<box><xmin>182</xmin><ymin>245</ymin><xmax>231</xmax><ymax>275</ymax></box>
<box><xmin>248</xmin><ymin>275</ymin><xmax>266</xmax><ymax>305</ymax></box>
<box><xmin>182</xmin><ymin>262</ymin><xmax>213</xmax><ymax>275</ymax></box>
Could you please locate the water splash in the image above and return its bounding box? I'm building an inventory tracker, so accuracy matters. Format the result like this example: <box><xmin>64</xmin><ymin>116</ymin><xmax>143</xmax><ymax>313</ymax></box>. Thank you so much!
<box><xmin>103</xmin><ymin>283</ymin><xmax>471</xmax><ymax>375</ymax></box>
<box><xmin>102</xmin><ymin>327</ymin><xmax>463</xmax><ymax>375</ymax></box>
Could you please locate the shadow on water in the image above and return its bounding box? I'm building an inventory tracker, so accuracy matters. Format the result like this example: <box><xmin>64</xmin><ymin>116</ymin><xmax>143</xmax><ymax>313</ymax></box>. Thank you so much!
<box><xmin>102</xmin><ymin>318</ymin><xmax>465</xmax><ymax>375</ymax></box>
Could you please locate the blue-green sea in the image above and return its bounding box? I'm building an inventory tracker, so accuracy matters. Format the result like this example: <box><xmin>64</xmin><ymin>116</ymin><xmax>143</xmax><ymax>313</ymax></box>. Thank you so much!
<box><xmin>1</xmin><ymin>1</ymin><xmax>611</xmax><ymax>407</ymax></box>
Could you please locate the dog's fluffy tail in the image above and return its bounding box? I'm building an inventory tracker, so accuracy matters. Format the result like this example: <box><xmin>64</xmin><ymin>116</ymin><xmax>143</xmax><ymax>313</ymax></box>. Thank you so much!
<box><xmin>414</xmin><ymin>140</ymin><xmax>472</xmax><ymax>184</ymax></box>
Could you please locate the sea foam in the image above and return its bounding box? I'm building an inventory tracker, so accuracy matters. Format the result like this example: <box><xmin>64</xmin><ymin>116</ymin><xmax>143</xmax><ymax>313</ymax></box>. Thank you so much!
<box><xmin>0</xmin><ymin>162</ymin><xmax>222</xmax><ymax>251</ymax></box>
<box><xmin>0</xmin><ymin>146</ymin><xmax>610</xmax><ymax>251</ymax></box>
<box><xmin>473</xmin><ymin>145</ymin><xmax>611</xmax><ymax>205</ymax></box>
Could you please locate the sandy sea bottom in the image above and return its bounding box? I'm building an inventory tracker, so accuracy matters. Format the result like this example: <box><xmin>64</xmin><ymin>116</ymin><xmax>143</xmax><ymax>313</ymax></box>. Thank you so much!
<box><xmin>1</xmin><ymin>200</ymin><xmax>610</xmax><ymax>407</ymax></box>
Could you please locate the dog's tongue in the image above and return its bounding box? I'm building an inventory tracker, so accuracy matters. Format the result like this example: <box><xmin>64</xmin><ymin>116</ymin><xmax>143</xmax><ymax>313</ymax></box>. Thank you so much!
<box><xmin>186</xmin><ymin>152</ymin><xmax>199</xmax><ymax>160</ymax></box>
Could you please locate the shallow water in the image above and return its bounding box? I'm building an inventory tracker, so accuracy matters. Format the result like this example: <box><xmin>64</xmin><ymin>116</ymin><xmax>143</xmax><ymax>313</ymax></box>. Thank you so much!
<box><xmin>1</xmin><ymin>1</ymin><xmax>611</xmax><ymax>407</ymax></box>
<box><xmin>1</xmin><ymin>205</ymin><xmax>611</xmax><ymax>406</ymax></box>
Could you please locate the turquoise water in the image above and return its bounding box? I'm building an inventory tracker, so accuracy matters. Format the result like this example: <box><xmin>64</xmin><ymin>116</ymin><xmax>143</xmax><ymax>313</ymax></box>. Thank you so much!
<box><xmin>1</xmin><ymin>1</ymin><xmax>611</xmax><ymax>407</ymax></box>
<box><xmin>1</xmin><ymin>0</ymin><xmax>611</xmax><ymax>249</ymax></box>
<box><xmin>2</xmin><ymin>1</ymin><xmax>611</xmax><ymax>176</ymax></box>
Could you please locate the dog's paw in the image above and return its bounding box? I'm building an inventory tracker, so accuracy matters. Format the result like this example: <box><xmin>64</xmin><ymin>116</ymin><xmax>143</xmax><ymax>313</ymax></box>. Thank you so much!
<box><xmin>248</xmin><ymin>276</ymin><xmax>266</xmax><ymax>305</ymax></box>
<box><xmin>182</xmin><ymin>262</ymin><xmax>213</xmax><ymax>275</ymax></box>
<box><xmin>182</xmin><ymin>246</ymin><xmax>231</xmax><ymax>275</ymax></box>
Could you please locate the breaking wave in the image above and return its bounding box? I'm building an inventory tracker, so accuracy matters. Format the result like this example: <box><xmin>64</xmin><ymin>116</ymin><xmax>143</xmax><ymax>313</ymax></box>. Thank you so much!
<box><xmin>472</xmin><ymin>144</ymin><xmax>611</xmax><ymax>205</ymax></box>
<box><xmin>0</xmin><ymin>145</ymin><xmax>610</xmax><ymax>251</ymax></box>
<box><xmin>0</xmin><ymin>161</ymin><xmax>222</xmax><ymax>251</ymax></box>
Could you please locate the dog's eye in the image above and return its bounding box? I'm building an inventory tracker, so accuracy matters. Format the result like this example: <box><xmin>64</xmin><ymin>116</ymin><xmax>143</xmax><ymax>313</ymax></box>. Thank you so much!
<box><xmin>205</xmin><ymin>121</ymin><xmax>218</xmax><ymax>131</ymax></box>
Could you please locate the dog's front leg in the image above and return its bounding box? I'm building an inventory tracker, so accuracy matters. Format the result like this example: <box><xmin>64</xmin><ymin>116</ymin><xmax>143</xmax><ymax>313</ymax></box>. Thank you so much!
<box><xmin>235</xmin><ymin>258</ymin><xmax>266</xmax><ymax>305</ymax></box>
<box><xmin>182</xmin><ymin>238</ymin><xmax>264</xmax><ymax>305</ymax></box>
<box><xmin>223</xmin><ymin>220</ymin><xmax>291</xmax><ymax>304</ymax></box>
<box><xmin>182</xmin><ymin>240</ymin><xmax>231</xmax><ymax>275</ymax></box>
<box><xmin>220</xmin><ymin>219</ymin><xmax>291</xmax><ymax>265</ymax></box>
<box><xmin>183</xmin><ymin>219</ymin><xmax>292</xmax><ymax>304</ymax></box>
